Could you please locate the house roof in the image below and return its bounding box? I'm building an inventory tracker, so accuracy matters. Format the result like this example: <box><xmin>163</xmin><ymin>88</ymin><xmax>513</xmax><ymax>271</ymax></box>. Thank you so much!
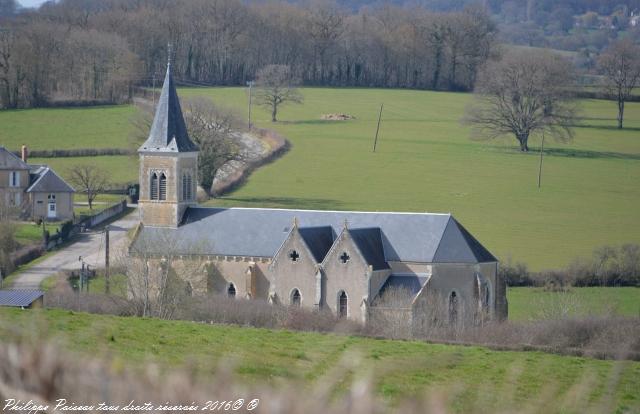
<box><xmin>375</xmin><ymin>274</ymin><xmax>430</xmax><ymax>306</ymax></box>
<box><xmin>0</xmin><ymin>146</ymin><xmax>29</xmax><ymax>170</ymax></box>
<box><xmin>132</xmin><ymin>207</ymin><xmax>497</xmax><ymax>264</ymax></box>
<box><xmin>138</xmin><ymin>61</ymin><xmax>198</xmax><ymax>154</ymax></box>
<box><xmin>348</xmin><ymin>227</ymin><xmax>389</xmax><ymax>270</ymax></box>
<box><xmin>0</xmin><ymin>290</ymin><xmax>44</xmax><ymax>307</ymax></box>
<box><xmin>26</xmin><ymin>167</ymin><xmax>75</xmax><ymax>193</ymax></box>
<box><xmin>298</xmin><ymin>226</ymin><xmax>335</xmax><ymax>263</ymax></box>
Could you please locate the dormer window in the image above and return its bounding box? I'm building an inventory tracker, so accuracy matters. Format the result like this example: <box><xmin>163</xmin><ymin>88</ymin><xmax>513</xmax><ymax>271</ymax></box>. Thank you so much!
<box><xmin>340</xmin><ymin>252</ymin><xmax>350</xmax><ymax>264</ymax></box>
<box><xmin>289</xmin><ymin>250</ymin><xmax>300</xmax><ymax>262</ymax></box>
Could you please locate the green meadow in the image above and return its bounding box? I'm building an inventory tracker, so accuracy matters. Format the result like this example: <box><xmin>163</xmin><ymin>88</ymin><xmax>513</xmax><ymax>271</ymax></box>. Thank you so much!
<box><xmin>1</xmin><ymin>308</ymin><xmax>638</xmax><ymax>413</ymax></box>
<box><xmin>507</xmin><ymin>287</ymin><xmax>640</xmax><ymax>321</ymax></box>
<box><xmin>0</xmin><ymin>88</ymin><xmax>638</xmax><ymax>269</ymax></box>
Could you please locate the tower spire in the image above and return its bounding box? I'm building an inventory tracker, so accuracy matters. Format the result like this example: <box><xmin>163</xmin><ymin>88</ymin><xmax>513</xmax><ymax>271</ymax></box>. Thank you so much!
<box><xmin>138</xmin><ymin>48</ymin><xmax>198</xmax><ymax>154</ymax></box>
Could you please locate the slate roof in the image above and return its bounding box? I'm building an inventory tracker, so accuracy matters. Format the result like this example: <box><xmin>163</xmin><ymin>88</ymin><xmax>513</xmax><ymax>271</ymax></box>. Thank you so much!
<box><xmin>26</xmin><ymin>167</ymin><xmax>75</xmax><ymax>193</ymax></box>
<box><xmin>298</xmin><ymin>226</ymin><xmax>335</xmax><ymax>263</ymax></box>
<box><xmin>0</xmin><ymin>290</ymin><xmax>44</xmax><ymax>307</ymax></box>
<box><xmin>375</xmin><ymin>274</ymin><xmax>430</xmax><ymax>306</ymax></box>
<box><xmin>138</xmin><ymin>61</ymin><xmax>198</xmax><ymax>153</ymax></box>
<box><xmin>0</xmin><ymin>146</ymin><xmax>29</xmax><ymax>170</ymax></box>
<box><xmin>133</xmin><ymin>207</ymin><xmax>497</xmax><ymax>264</ymax></box>
<box><xmin>432</xmin><ymin>217</ymin><xmax>497</xmax><ymax>263</ymax></box>
<box><xmin>348</xmin><ymin>228</ymin><xmax>389</xmax><ymax>270</ymax></box>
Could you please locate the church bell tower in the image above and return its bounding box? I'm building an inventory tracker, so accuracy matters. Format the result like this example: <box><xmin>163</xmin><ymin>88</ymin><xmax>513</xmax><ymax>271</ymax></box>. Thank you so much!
<box><xmin>138</xmin><ymin>49</ymin><xmax>199</xmax><ymax>228</ymax></box>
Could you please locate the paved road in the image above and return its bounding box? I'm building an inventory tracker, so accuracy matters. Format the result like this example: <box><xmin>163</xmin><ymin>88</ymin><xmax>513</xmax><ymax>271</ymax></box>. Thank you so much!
<box><xmin>9</xmin><ymin>209</ymin><xmax>139</xmax><ymax>291</ymax></box>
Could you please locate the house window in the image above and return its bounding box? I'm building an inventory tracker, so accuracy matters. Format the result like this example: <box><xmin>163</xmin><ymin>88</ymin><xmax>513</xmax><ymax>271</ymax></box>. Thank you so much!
<box><xmin>150</xmin><ymin>172</ymin><xmax>159</xmax><ymax>200</ymax></box>
<box><xmin>338</xmin><ymin>291</ymin><xmax>348</xmax><ymax>318</ymax></box>
<box><xmin>291</xmin><ymin>289</ymin><xmax>301</xmax><ymax>306</ymax></box>
<box><xmin>449</xmin><ymin>291</ymin><xmax>458</xmax><ymax>324</ymax></box>
<box><xmin>227</xmin><ymin>283</ymin><xmax>236</xmax><ymax>298</ymax></box>
<box><xmin>47</xmin><ymin>194</ymin><xmax>56</xmax><ymax>201</ymax></box>
<box><xmin>159</xmin><ymin>173</ymin><xmax>167</xmax><ymax>200</ymax></box>
<box><xmin>339</xmin><ymin>252</ymin><xmax>350</xmax><ymax>264</ymax></box>
<box><xmin>289</xmin><ymin>250</ymin><xmax>300</xmax><ymax>262</ymax></box>
<box><xmin>9</xmin><ymin>171</ymin><xmax>20</xmax><ymax>187</ymax></box>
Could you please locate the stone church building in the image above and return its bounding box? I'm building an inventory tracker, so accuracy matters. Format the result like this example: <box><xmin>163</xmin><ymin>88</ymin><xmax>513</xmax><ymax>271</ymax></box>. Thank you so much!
<box><xmin>130</xmin><ymin>60</ymin><xmax>508</xmax><ymax>324</ymax></box>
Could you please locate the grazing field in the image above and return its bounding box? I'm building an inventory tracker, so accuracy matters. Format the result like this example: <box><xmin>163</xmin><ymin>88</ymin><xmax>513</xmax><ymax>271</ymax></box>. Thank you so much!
<box><xmin>0</xmin><ymin>105</ymin><xmax>133</xmax><ymax>150</ymax></box>
<box><xmin>507</xmin><ymin>287</ymin><xmax>640</xmax><ymax>321</ymax></box>
<box><xmin>0</xmin><ymin>88</ymin><xmax>638</xmax><ymax>269</ymax></box>
<box><xmin>29</xmin><ymin>155</ymin><xmax>138</xmax><ymax>186</ymax></box>
<box><xmin>0</xmin><ymin>308</ymin><xmax>638</xmax><ymax>413</ymax></box>
<box><xmin>181</xmin><ymin>88</ymin><xmax>640</xmax><ymax>270</ymax></box>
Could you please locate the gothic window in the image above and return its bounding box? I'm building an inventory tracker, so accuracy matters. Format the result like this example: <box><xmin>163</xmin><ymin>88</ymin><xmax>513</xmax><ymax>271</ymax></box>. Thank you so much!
<box><xmin>338</xmin><ymin>291</ymin><xmax>348</xmax><ymax>318</ymax></box>
<box><xmin>291</xmin><ymin>289</ymin><xmax>301</xmax><ymax>306</ymax></box>
<box><xmin>289</xmin><ymin>250</ymin><xmax>300</xmax><ymax>262</ymax></box>
<box><xmin>228</xmin><ymin>283</ymin><xmax>236</xmax><ymax>298</ymax></box>
<box><xmin>339</xmin><ymin>251</ymin><xmax>350</xmax><ymax>264</ymax></box>
<box><xmin>150</xmin><ymin>172</ymin><xmax>159</xmax><ymax>200</ymax></box>
<box><xmin>449</xmin><ymin>291</ymin><xmax>458</xmax><ymax>324</ymax></box>
<box><xmin>182</xmin><ymin>172</ymin><xmax>193</xmax><ymax>201</ymax></box>
<box><xmin>159</xmin><ymin>173</ymin><xmax>167</xmax><ymax>200</ymax></box>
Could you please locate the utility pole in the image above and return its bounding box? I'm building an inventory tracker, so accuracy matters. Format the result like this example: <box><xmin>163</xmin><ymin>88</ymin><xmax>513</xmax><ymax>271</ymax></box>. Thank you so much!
<box><xmin>538</xmin><ymin>131</ymin><xmax>545</xmax><ymax>188</ymax></box>
<box><xmin>105</xmin><ymin>225</ymin><xmax>110</xmax><ymax>294</ymax></box>
<box><xmin>246</xmin><ymin>80</ymin><xmax>255</xmax><ymax>129</ymax></box>
<box><xmin>373</xmin><ymin>103</ymin><xmax>384</xmax><ymax>152</ymax></box>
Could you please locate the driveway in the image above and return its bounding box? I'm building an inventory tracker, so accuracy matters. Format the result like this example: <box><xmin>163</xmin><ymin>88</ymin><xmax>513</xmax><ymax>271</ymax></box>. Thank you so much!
<box><xmin>8</xmin><ymin>208</ymin><xmax>139</xmax><ymax>290</ymax></box>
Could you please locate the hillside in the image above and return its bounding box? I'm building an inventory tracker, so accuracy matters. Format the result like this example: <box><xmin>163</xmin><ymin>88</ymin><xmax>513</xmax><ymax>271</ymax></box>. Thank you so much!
<box><xmin>0</xmin><ymin>308</ymin><xmax>638</xmax><ymax>412</ymax></box>
<box><xmin>1</xmin><ymin>88</ymin><xmax>638</xmax><ymax>270</ymax></box>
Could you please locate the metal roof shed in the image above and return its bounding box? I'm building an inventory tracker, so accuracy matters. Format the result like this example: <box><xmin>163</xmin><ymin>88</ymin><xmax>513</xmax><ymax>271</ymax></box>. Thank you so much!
<box><xmin>0</xmin><ymin>290</ymin><xmax>44</xmax><ymax>308</ymax></box>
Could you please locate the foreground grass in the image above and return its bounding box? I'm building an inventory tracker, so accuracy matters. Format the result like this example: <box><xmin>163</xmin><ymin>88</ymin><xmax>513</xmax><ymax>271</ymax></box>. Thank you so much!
<box><xmin>0</xmin><ymin>308</ymin><xmax>638</xmax><ymax>412</ymax></box>
<box><xmin>507</xmin><ymin>287</ymin><xmax>640</xmax><ymax>321</ymax></box>
<box><xmin>1</xmin><ymin>88</ymin><xmax>638</xmax><ymax>269</ymax></box>
<box><xmin>14</xmin><ymin>221</ymin><xmax>61</xmax><ymax>244</ymax></box>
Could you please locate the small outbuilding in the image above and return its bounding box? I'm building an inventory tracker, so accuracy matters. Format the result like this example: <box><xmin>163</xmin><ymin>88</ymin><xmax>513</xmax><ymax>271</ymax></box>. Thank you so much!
<box><xmin>0</xmin><ymin>290</ymin><xmax>44</xmax><ymax>309</ymax></box>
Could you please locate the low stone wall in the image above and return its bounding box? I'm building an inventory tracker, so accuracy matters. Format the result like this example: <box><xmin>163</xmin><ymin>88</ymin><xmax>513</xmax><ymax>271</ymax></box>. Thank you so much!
<box><xmin>212</xmin><ymin>128</ymin><xmax>290</xmax><ymax>196</ymax></box>
<box><xmin>78</xmin><ymin>200</ymin><xmax>127</xmax><ymax>229</ymax></box>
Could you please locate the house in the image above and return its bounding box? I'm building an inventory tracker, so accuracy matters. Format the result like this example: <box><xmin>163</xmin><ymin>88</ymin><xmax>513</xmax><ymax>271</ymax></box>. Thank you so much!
<box><xmin>130</xmin><ymin>58</ymin><xmax>508</xmax><ymax>324</ymax></box>
<box><xmin>0</xmin><ymin>290</ymin><xmax>44</xmax><ymax>309</ymax></box>
<box><xmin>0</xmin><ymin>146</ymin><xmax>75</xmax><ymax>220</ymax></box>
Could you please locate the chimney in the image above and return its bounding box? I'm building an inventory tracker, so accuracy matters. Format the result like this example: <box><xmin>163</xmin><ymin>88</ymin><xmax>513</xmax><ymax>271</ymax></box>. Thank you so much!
<box><xmin>21</xmin><ymin>145</ymin><xmax>28</xmax><ymax>163</ymax></box>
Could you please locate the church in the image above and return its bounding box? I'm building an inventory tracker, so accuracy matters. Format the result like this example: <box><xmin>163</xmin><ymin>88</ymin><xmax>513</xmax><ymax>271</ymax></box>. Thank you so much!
<box><xmin>130</xmin><ymin>59</ymin><xmax>508</xmax><ymax>324</ymax></box>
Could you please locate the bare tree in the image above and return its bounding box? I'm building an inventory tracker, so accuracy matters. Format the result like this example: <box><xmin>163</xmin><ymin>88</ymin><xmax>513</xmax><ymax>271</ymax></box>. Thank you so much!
<box><xmin>182</xmin><ymin>97</ymin><xmax>244</xmax><ymax>195</ymax></box>
<box><xmin>465</xmin><ymin>50</ymin><xmax>577</xmax><ymax>152</ymax></box>
<box><xmin>598</xmin><ymin>39</ymin><xmax>640</xmax><ymax>129</ymax></box>
<box><xmin>255</xmin><ymin>64</ymin><xmax>303</xmax><ymax>122</ymax></box>
<box><xmin>67</xmin><ymin>164</ymin><xmax>108</xmax><ymax>210</ymax></box>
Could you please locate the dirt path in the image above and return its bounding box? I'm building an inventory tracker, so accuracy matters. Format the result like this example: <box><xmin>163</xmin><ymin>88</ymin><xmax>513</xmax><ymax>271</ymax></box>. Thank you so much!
<box><xmin>8</xmin><ymin>209</ymin><xmax>139</xmax><ymax>291</ymax></box>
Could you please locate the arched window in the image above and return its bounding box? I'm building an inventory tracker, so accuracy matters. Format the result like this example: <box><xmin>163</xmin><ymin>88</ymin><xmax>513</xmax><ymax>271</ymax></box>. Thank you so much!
<box><xmin>291</xmin><ymin>288</ymin><xmax>301</xmax><ymax>306</ymax></box>
<box><xmin>182</xmin><ymin>172</ymin><xmax>192</xmax><ymax>201</ymax></box>
<box><xmin>159</xmin><ymin>173</ymin><xmax>167</xmax><ymax>200</ymax></box>
<box><xmin>338</xmin><ymin>291</ymin><xmax>348</xmax><ymax>318</ymax></box>
<box><xmin>449</xmin><ymin>291</ymin><xmax>458</xmax><ymax>324</ymax></box>
<box><xmin>150</xmin><ymin>172</ymin><xmax>159</xmax><ymax>200</ymax></box>
<box><xmin>227</xmin><ymin>283</ymin><xmax>236</xmax><ymax>298</ymax></box>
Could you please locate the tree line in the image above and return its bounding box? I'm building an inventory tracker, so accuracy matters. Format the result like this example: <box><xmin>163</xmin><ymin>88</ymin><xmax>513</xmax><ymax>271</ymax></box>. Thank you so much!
<box><xmin>0</xmin><ymin>0</ymin><xmax>497</xmax><ymax>109</ymax></box>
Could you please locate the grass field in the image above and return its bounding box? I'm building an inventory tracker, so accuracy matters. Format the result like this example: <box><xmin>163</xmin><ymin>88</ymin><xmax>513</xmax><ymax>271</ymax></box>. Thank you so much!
<box><xmin>0</xmin><ymin>105</ymin><xmax>134</xmax><ymax>150</ymax></box>
<box><xmin>182</xmin><ymin>88</ymin><xmax>640</xmax><ymax>270</ymax></box>
<box><xmin>29</xmin><ymin>155</ymin><xmax>138</xmax><ymax>186</ymax></box>
<box><xmin>0</xmin><ymin>308</ymin><xmax>638</xmax><ymax>412</ymax></box>
<box><xmin>14</xmin><ymin>221</ymin><xmax>61</xmax><ymax>244</ymax></box>
<box><xmin>0</xmin><ymin>88</ymin><xmax>638</xmax><ymax>269</ymax></box>
<box><xmin>507</xmin><ymin>287</ymin><xmax>640</xmax><ymax>321</ymax></box>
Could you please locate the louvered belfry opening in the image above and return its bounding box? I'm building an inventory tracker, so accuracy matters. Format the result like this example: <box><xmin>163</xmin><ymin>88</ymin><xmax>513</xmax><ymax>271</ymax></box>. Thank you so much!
<box><xmin>159</xmin><ymin>173</ymin><xmax>167</xmax><ymax>200</ymax></box>
<box><xmin>150</xmin><ymin>172</ymin><xmax>159</xmax><ymax>200</ymax></box>
<box><xmin>182</xmin><ymin>172</ymin><xmax>192</xmax><ymax>201</ymax></box>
